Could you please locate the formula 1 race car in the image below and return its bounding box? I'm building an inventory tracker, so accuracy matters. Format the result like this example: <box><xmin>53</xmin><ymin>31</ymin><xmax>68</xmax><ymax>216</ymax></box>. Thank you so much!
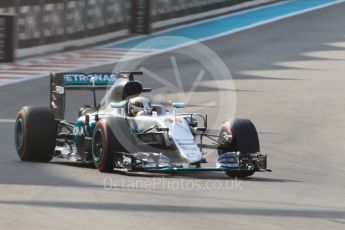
<box><xmin>14</xmin><ymin>71</ymin><xmax>270</xmax><ymax>177</ymax></box>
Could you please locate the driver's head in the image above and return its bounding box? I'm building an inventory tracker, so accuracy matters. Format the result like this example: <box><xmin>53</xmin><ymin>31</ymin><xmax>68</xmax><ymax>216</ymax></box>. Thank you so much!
<box><xmin>128</xmin><ymin>96</ymin><xmax>153</xmax><ymax>116</ymax></box>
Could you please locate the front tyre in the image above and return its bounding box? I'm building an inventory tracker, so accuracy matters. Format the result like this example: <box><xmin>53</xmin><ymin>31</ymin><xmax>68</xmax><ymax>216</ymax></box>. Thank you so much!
<box><xmin>15</xmin><ymin>106</ymin><xmax>56</xmax><ymax>162</ymax></box>
<box><xmin>92</xmin><ymin>119</ymin><xmax>113</xmax><ymax>172</ymax></box>
<box><xmin>92</xmin><ymin>117</ymin><xmax>132</xmax><ymax>173</ymax></box>
<box><xmin>219</xmin><ymin>118</ymin><xmax>260</xmax><ymax>178</ymax></box>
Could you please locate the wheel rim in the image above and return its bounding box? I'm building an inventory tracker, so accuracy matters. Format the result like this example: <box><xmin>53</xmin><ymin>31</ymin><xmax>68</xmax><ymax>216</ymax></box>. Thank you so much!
<box><xmin>15</xmin><ymin>117</ymin><xmax>24</xmax><ymax>151</ymax></box>
<box><xmin>93</xmin><ymin>129</ymin><xmax>103</xmax><ymax>162</ymax></box>
<box><xmin>218</xmin><ymin>130</ymin><xmax>229</xmax><ymax>155</ymax></box>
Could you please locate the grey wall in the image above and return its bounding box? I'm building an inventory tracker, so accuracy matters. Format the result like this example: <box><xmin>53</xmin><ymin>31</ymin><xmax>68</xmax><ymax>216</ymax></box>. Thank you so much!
<box><xmin>0</xmin><ymin>0</ymin><xmax>131</xmax><ymax>49</ymax></box>
<box><xmin>151</xmin><ymin>0</ymin><xmax>253</xmax><ymax>22</ymax></box>
<box><xmin>0</xmin><ymin>0</ymin><xmax>251</xmax><ymax>49</ymax></box>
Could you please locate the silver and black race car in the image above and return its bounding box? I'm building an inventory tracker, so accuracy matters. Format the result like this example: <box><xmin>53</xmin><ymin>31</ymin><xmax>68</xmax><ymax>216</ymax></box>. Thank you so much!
<box><xmin>14</xmin><ymin>71</ymin><xmax>270</xmax><ymax>178</ymax></box>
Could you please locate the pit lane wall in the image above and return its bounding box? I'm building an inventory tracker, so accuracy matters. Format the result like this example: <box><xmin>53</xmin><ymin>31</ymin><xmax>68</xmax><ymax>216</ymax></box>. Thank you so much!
<box><xmin>0</xmin><ymin>0</ymin><xmax>253</xmax><ymax>59</ymax></box>
<box><xmin>0</xmin><ymin>0</ymin><xmax>131</xmax><ymax>49</ymax></box>
<box><xmin>152</xmin><ymin>0</ymin><xmax>252</xmax><ymax>24</ymax></box>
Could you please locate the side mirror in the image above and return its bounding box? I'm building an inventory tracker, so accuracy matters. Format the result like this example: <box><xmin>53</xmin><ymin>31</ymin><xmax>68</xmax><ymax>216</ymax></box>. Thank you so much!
<box><xmin>110</xmin><ymin>102</ymin><xmax>126</xmax><ymax>109</ymax></box>
<box><xmin>157</xmin><ymin>127</ymin><xmax>169</xmax><ymax>132</ymax></box>
<box><xmin>172</xmin><ymin>103</ymin><xmax>185</xmax><ymax>109</ymax></box>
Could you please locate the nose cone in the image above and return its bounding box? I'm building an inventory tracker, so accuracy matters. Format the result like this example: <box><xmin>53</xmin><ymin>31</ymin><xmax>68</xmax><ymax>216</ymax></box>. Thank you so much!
<box><xmin>174</xmin><ymin>139</ymin><xmax>203</xmax><ymax>163</ymax></box>
<box><xmin>159</xmin><ymin>115</ymin><xmax>203</xmax><ymax>163</ymax></box>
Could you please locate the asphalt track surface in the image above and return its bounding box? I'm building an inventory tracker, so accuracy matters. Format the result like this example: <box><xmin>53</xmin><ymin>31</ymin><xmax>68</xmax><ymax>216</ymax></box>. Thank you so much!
<box><xmin>1</xmin><ymin>3</ymin><xmax>345</xmax><ymax>230</ymax></box>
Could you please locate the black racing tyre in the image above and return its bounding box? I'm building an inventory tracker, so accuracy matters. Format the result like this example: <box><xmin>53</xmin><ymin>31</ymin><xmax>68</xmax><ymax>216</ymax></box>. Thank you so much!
<box><xmin>92</xmin><ymin>117</ymin><xmax>130</xmax><ymax>172</ymax></box>
<box><xmin>15</xmin><ymin>106</ymin><xmax>57</xmax><ymax>162</ymax></box>
<box><xmin>218</xmin><ymin>118</ymin><xmax>260</xmax><ymax>178</ymax></box>
<box><xmin>218</xmin><ymin>118</ymin><xmax>260</xmax><ymax>154</ymax></box>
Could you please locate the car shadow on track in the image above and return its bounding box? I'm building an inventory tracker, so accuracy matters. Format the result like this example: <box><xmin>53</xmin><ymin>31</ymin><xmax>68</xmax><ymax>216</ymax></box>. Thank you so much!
<box><xmin>50</xmin><ymin>161</ymin><xmax>96</xmax><ymax>169</ymax></box>
<box><xmin>0</xmin><ymin>161</ymin><xmax>101</xmax><ymax>188</ymax></box>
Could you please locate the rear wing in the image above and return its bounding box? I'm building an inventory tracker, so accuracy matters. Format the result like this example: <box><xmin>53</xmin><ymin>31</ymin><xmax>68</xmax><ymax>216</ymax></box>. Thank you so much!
<box><xmin>50</xmin><ymin>71</ymin><xmax>146</xmax><ymax>120</ymax></box>
<box><xmin>50</xmin><ymin>72</ymin><xmax>116</xmax><ymax>120</ymax></box>
<box><xmin>62</xmin><ymin>72</ymin><xmax>116</xmax><ymax>89</ymax></box>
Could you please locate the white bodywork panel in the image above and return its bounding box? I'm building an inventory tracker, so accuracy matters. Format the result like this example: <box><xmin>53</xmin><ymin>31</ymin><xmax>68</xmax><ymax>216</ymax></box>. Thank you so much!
<box><xmin>128</xmin><ymin>114</ymin><xmax>203</xmax><ymax>164</ymax></box>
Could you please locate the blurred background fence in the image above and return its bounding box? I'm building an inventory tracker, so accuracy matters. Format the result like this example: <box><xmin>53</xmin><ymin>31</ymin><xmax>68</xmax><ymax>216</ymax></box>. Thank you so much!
<box><xmin>0</xmin><ymin>0</ymin><xmax>253</xmax><ymax>60</ymax></box>
<box><xmin>152</xmin><ymin>0</ymin><xmax>250</xmax><ymax>22</ymax></box>
<box><xmin>0</xmin><ymin>0</ymin><xmax>131</xmax><ymax>49</ymax></box>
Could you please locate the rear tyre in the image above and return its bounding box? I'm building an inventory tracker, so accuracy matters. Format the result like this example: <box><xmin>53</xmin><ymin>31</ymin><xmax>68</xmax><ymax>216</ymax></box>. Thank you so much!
<box><xmin>15</xmin><ymin>106</ymin><xmax>56</xmax><ymax>162</ymax></box>
<box><xmin>218</xmin><ymin>119</ymin><xmax>260</xmax><ymax>178</ymax></box>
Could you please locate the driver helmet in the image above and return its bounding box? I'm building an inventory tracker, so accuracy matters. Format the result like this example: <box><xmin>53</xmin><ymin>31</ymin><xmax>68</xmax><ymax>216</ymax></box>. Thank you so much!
<box><xmin>128</xmin><ymin>96</ymin><xmax>153</xmax><ymax>116</ymax></box>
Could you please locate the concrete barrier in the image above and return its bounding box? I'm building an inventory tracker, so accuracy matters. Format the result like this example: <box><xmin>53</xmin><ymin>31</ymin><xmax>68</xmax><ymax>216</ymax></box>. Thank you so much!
<box><xmin>0</xmin><ymin>0</ymin><xmax>256</xmax><ymax>59</ymax></box>
<box><xmin>151</xmin><ymin>0</ymin><xmax>251</xmax><ymax>23</ymax></box>
<box><xmin>0</xmin><ymin>0</ymin><xmax>131</xmax><ymax>49</ymax></box>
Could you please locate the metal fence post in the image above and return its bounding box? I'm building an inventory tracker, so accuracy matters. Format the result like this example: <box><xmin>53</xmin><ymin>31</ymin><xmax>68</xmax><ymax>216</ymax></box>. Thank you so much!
<box><xmin>0</xmin><ymin>14</ymin><xmax>16</xmax><ymax>63</ymax></box>
<box><xmin>131</xmin><ymin>0</ymin><xmax>151</xmax><ymax>34</ymax></box>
